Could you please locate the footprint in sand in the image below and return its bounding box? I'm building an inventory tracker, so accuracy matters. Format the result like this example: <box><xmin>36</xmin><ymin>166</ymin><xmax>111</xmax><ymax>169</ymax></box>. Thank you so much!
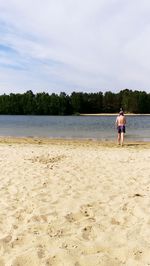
<box><xmin>47</xmin><ymin>223</ymin><xmax>65</xmax><ymax>238</ymax></box>
<box><xmin>82</xmin><ymin>225</ymin><xmax>95</xmax><ymax>240</ymax></box>
<box><xmin>46</xmin><ymin>252</ymin><xmax>75</xmax><ymax>266</ymax></box>
<box><xmin>11</xmin><ymin>251</ymin><xmax>40</xmax><ymax>266</ymax></box>
<box><xmin>65</xmin><ymin>212</ymin><xmax>83</xmax><ymax>223</ymax></box>
<box><xmin>0</xmin><ymin>235</ymin><xmax>12</xmax><ymax>253</ymax></box>
<box><xmin>28</xmin><ymin>154</ymin><xmax>66</xmax><ymax>168</ymax></box>
<box><xmin>30</xmin><ymin>214</ymin><xmax>48</xmax><ymax>223</ymax></box>
<box><xmin>65</xmin><ymin>203</ymin><xmax>95</xmax><ymax>223</ymax></box>
<box><xmin>74</xmin><ymin>263</ymin><xmax>81</xmax><ymax>266</ymax></box>
<box><xmin>80</xmin><ymin>204</ymin><xmax>95</xmax><ymax>218</ymax></box>
<box><xmin>1</xmin><ymin>235</ymin><xmax>12</xmax><ymax>243</ymax></box>
<box><xmin>0</xmin><ymin>258</ymin><xmax>5</xmax><ymax>266</ymax></box>
<box><xmin>37</xmin><ymin>247</ymin><xmax>45</xmax><ymax>259</ymax></box>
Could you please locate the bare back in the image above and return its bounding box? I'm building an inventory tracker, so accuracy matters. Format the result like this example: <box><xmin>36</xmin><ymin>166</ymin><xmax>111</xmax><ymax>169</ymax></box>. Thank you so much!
<box><xmin>116</xmin><ymin>115</ymin><xmax>126</xmax><ymax>126</ymax></box>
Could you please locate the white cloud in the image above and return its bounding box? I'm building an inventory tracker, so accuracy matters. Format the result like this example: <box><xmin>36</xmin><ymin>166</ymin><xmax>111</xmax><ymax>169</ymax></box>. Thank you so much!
<box><xmin>0</xmin><ymin>0</ymin><xmax>150</xmax><ymax>94</ymax></box>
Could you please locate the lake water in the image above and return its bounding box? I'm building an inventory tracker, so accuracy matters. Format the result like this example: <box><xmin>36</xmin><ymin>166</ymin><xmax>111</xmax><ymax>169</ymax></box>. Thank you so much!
<box><xmin>0</xmin><ymin>115</ymin><xmax>149</xmax><ymax>142</ymax></box>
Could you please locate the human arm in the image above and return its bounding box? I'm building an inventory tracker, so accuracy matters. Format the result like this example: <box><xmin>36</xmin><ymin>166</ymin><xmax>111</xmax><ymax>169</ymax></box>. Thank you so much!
<box><xmin>115</xmin><ymin>117</ymin><xmax>118</xmax><ymax>128</ymax></box>
<box><xmin>124</xmin><ymin>116</ymin><xmax>126</xmax><ymax>125</ymax></box>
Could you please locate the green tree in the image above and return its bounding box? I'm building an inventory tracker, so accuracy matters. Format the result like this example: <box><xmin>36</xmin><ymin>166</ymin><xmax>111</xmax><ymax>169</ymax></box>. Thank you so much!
<box><xmin>35</xmin><ymin>92</ymin><xmax>51</xmax><ymax>115</ymax></box>
<box><xmin>70</xmin><ymin>92</ymin><xmax>84</xmax><ymax>114</ymax></box>
<box><xmin>138</xmin><ymin>91</ymin><xmax>149</xmax><ymax>113</ymax></box>
<box><xmin>59</xmin><ymin>92</ymin><xmax>72</xmax><ymax>115</ymax></box>
<box><xmin>21</xmin><ymin>90</ymin><xmax>35</xmax><ymax>114</ymax></box>
<box><xmin>103</xmin><ymin>91</ymin><xmax>117</xmax><ymax>113</ymax></box>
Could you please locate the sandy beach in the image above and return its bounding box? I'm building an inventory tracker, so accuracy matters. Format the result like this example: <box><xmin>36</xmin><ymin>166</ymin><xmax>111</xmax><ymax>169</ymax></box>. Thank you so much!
<box><xmin>0</xmin><ymin>138</ymin><xmax>150</xmax><ymax>266</ymax></box>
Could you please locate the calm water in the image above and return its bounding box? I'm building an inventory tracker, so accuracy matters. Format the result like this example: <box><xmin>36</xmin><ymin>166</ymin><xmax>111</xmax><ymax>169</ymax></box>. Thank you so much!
<box><xmin>0</xmin><ymin>115</ymin><xmax>149</xmax><ymax>141</ymax></box>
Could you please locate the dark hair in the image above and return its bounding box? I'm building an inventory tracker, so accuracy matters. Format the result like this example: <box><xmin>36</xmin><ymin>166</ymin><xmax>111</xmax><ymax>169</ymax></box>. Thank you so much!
<box><xmin>119</xmin><ymin>111</ymin><xmax>124</xmax><ymax>115</ymax></box>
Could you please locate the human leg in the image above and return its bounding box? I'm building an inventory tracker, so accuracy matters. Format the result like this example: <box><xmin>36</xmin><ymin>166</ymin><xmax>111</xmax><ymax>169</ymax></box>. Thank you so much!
<box><xmin>121</xmin><ymin>132</ymin><xmax>124</xmax><ymax>146</ymax></box>
<box><xmin>117</xmin><ymin>133</ymin><xmax>121</xmax><ymax>144</ymax></box>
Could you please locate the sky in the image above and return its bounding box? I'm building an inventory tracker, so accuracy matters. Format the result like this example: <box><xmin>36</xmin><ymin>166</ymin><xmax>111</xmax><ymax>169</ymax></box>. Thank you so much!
<box><xmin>0</xmin><ymin>0</ymin><xmax>150</xmax><ymax>95</ymax></box>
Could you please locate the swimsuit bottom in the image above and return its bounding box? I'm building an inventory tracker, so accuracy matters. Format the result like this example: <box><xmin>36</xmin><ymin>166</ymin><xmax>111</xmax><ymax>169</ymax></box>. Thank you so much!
<box><xmin>117</xmin><ymin>125</ymin><xmax>125</xmax><ymax>133</ymax></box>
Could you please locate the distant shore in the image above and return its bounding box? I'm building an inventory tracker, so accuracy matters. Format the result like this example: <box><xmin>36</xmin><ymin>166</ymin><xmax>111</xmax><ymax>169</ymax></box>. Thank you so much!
<box><xmin>80</xmin><ymin>113</ymin><xmax>150</xmax><ymax>116</ymax></box>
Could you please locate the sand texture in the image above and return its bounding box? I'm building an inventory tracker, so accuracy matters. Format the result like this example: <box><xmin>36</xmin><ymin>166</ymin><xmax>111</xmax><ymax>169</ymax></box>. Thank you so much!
<box><xmin>0</xmin><ymin>138</ymin><xmax>150</xmax><ymax>266</ymax></box>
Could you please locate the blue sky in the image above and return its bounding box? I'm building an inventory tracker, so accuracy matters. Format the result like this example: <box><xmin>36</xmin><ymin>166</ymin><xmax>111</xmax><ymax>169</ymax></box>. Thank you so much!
<box><xmin>0</xmin><ymin>0</ymin><xmax>150</xmax><ymax>94</ymax></box>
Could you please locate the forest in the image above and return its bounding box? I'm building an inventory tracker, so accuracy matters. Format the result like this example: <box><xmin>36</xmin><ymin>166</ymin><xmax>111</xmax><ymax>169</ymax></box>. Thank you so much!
<box><xmin>0</xmin><ymin>89</ymin><xmax>149</xmax><ymax>115</ymax></box>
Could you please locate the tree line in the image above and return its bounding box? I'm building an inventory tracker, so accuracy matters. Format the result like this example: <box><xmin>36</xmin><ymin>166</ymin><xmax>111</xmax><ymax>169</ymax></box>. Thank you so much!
<box><xmin>0</xmin><ymin>89</ymin><xmax>149</xmax><ymax>115</ymax></box>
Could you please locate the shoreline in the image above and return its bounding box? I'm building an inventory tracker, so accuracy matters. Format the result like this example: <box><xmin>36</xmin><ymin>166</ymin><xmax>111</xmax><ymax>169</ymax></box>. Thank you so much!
<box><xmin>0</xmin><ymin>136</ymin><xmax>150</xmax><ymax>147</ymax></box>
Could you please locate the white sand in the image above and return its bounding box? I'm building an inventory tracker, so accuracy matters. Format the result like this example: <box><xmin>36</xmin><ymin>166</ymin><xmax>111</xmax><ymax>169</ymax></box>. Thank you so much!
<box><xmin>0</xmin><ymin>138</ymin><xmax>150</xmax><ymax>266</ymax></box>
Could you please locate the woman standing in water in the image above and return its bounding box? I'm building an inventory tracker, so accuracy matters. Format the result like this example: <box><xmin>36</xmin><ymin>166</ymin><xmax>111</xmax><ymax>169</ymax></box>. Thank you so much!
<box><xmin>115</xmin><ymin>110</ymin><xmax>126</xmax><ymax>146</ymax></box>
